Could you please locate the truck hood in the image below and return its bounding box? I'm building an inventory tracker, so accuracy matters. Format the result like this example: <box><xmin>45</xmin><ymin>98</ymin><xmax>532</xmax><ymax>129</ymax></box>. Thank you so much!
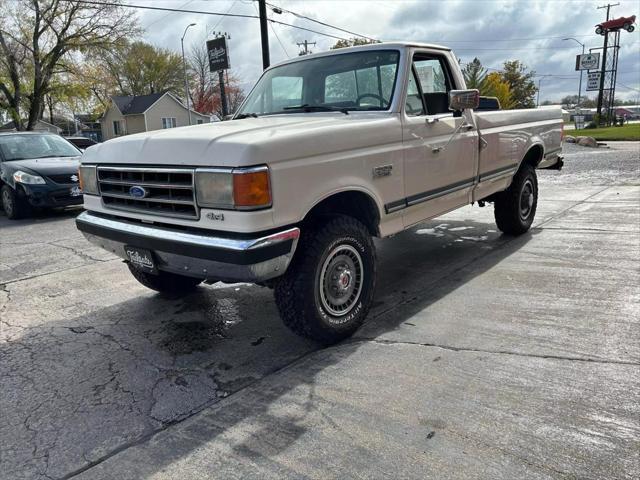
<box><xmin>82</xmin><ymin>113</ymin><xmax>401</xmax><ymax>168</ymax></box>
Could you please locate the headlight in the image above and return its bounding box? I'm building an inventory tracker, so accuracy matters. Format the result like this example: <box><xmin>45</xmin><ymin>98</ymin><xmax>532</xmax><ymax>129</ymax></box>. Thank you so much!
<box><xmin>78</xmin><ymin>165</ymin><xmax>99</xmax><ymax>195</ymax></box>
<box><xmin>195</xmin><ymin>166</ymin><xmax>271</xmax><ymax>210</ymax></box>
<box><xmin>13</xmin><ymin>170</ymin><xmax>46</xmax><ymax>185</ymax></box>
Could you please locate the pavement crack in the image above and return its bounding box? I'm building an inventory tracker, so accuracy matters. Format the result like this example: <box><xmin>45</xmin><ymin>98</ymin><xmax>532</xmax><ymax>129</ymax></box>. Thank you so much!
<box><xmin>48</xmin><ymin>241</ymin><xmax>110</xmax><ymax>263</ymax></box>
<box><xmin>1</xmin><ymin>259</ymin><xmax>120</xmax><ymax>286</ymax></box>
<box><xmin>356</xmin><ymin>338</ymin><xmax>640</xmax><ymax>366</ymax></box>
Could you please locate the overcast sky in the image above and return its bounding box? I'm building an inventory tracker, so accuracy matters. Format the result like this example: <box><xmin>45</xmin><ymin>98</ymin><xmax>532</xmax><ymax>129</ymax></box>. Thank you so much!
<box><xmin>133</xmin><ymin>0</ymin><xmax>640</xmax><ymax>103</ymax></box>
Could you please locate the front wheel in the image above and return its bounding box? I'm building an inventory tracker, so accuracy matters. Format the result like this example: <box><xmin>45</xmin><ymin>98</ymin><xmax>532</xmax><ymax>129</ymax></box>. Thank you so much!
<box><xmin>274</xmin><ymin>215</ymin><xmax>376</xmax><ymax>344</ymax></box>
<box><xmin>2</xmin><ymin>185</ymin><xmax>31</xmax><ymax>220</ymax></box>
<box><xmin>127</xmin><ymin>263</ymin><xmax>202</xmax><ymax>295</ymax></box>
<box><xmin>494</xmin><ymin>163</ymin><xmax>538</xmax><ymax>235</ymax></box>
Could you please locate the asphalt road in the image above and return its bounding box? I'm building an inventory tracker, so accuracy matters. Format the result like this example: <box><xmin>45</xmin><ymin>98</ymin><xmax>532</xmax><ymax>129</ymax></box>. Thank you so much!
<box><xmin>1</xmin><ymin>142</ymin><xmax>638</xmax><ymax>480</ymax></box>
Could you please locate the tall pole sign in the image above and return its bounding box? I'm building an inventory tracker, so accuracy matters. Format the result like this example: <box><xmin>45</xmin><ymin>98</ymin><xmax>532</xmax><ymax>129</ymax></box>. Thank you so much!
<box><xmin>207</xmin><ymin>35</ymin><xmax>230</xmax><ymax>118</ymax></box>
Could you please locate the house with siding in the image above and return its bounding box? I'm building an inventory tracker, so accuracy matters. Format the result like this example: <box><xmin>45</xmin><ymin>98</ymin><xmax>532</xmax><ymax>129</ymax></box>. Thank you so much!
<box><xmin>0</xmin><ymin>119</ymin><xmax>63</xmax><ymax>134</ymax></box>
<box><xmin>100</xmin><ymin>92</ymin><xmax>210</xmax><ymax>141</ymax></box>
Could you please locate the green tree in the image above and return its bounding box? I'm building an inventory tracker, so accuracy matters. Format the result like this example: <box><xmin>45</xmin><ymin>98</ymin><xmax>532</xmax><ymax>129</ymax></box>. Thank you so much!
<box><xmin>499</xmin><ymin>60</ymin><xmax>537</xmax><ymax>109</ymax></box>
<box><xmin>462</xmin><ymin>58</ymin><xmax>488</xmax><ymax>90</ymax></box>
<box><xmin>100</xmin><ymin>41</ymin><xmax>184</xmax><ymax>97</ymax></box>
<box><xmin>0</xmin><ymin>0</ymin><xmax>139</xmax><ymax>130</ymax></box>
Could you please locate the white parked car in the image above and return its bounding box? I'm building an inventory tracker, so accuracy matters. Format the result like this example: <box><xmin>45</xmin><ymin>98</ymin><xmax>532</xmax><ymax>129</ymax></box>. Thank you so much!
<box><xmin>77</xmin><ymin>42</ymin><xmax>563</xmax><ymax>343</ymax></box>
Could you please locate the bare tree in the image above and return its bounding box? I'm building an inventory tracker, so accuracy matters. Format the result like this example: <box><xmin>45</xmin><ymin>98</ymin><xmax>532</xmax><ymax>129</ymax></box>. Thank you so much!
<box><xmin>189</xmin><ymin>43</ymin><xmax>219</xmax><ymax>115</ymax></box>
<box><xmin>0</xmin><ymin>0</ymin><xmax>139</xmax><ymax>130</ymax></box>
<box><xmin>188</xmin><ymin>43</ymin><xmax>245</xmax><ymax>119</ymax></box>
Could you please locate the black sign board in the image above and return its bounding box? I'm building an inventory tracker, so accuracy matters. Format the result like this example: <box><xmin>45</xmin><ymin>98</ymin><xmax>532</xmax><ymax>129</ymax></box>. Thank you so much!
<box><xmin>206</xmin><ymin>37</ymin><xmax>229</xmax><ymax>72</ymax></box>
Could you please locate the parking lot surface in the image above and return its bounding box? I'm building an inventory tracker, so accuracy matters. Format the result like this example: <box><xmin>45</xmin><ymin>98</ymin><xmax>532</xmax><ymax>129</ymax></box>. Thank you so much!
<box><xmin>1</xmin><ymin>142</ymin><xmax>638</xmax><ymax>479</ymax></box>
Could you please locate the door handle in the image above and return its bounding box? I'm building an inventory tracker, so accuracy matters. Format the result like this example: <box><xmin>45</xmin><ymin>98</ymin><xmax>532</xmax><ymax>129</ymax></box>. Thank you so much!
<box><xmin>462</xmin><ymin>124</ymin><xmax>475</xmax><ymax>131</ymax></box>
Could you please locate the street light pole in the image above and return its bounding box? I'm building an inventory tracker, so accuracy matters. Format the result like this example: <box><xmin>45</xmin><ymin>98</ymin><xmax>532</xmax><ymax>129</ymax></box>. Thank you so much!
<box><xmin>563</xmin><ymin>37</ymin><xmax>585</xmax><ymax>116</ymax></box>
<box><xmin>536</xmin><ymin>75</ymin><xmax>553</xmax><ymax>107</ymax></box>
<box><xmin>181</xmin><ymin>23</ymin><xmax>196</xmax><ymax>126</ymax></box>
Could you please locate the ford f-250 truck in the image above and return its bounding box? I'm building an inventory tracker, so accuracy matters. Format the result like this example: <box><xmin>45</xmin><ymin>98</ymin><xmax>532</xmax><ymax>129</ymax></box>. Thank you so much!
<box><xmin>76</xmin><ymin>42</ymin><xmax>563</xmax><ymax>343</ymax></box>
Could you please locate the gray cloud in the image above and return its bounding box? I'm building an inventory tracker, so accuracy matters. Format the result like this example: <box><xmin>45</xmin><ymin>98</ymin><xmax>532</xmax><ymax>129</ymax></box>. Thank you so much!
<box><xmin>136</xmin><ymin>0</ymin><xmax>640</xmax><ymax>102</ymax></box>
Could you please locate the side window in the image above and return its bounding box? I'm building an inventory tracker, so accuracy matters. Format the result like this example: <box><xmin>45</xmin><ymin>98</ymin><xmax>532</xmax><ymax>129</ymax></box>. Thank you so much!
<box><xmin>414</xmin><ymin>58</ymin><xmax>449</xmax><ymax>93</ymax></box>
<box><xmin>405</xmin><ymin>70</ymin><xmax>425</xmax><ymax>116</ymax></box>
<box><xmin>413</xmin><ymin>56</ymin><xmax>453</xmax><ymax>115</ymax></box>
<box><xmin>272</xmin><ymin>76</ymin><xmax>303</xmax><ymax>111</ymax></box>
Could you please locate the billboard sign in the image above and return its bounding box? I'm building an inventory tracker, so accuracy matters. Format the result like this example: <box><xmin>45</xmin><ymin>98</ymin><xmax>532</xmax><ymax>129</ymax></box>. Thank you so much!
<box><xmin>586</xmin><ymin>72</ymin><xmax>601</xmax><ymax>91</ymax></box>
<box><xmin>575</xmin><ymin>53</ymin><xmax>600</xmax><ymax>71</ymax></box>
<box><xmin>207</xmin><ymin>37</ymin><xmax>229</xmax><ymax>72</ymax></box>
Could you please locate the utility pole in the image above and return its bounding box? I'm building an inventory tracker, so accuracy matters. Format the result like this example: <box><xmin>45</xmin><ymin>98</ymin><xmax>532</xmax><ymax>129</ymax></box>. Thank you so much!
<box><xmin>258</xmin><ymin>0</ymin><xmax>270</xmax><ymax>69</ymax></box>
<box><xmin>211</xmin><ymin>31</ymin><xmax>230</xmax><ymax>118</ymax></box>
<box><xmin>181</xmin><ymin>23</ymin><xmax>196</xmax><ymax>125</ymax></box>
<box><xmin>596</xmin><ymin>3</ymin><xmax>619</xmax><ymax>124</ymax></box>
<box><xmin>297</xmin><ymin>40</ymin><xmax>316</xmax><ymax>56</ymax></box>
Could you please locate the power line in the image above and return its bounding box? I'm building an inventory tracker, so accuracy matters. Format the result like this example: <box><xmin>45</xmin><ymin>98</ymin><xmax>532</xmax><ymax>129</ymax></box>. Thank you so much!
<box><xmin>618</xmin><ymin>83</ymin><xmax>640</xmax><ymax>92</ymax></box>
<box><xmin>253</xmin><ymin>1</ymin><xmax>290</xmax><ymax>57</ymax></box>
<box><xmin>210</xmin><ymin>0</ymin><xmax>240</xmax><ymax>32</ymax></box>
<box><xmin>60</xmin><ymin>0</ymin><xmax>350</xmax><ymax>41</ymax></box>
<box><xmin>265</xmin><ymin>1</ymin><xmax>379</xmax><ymax>42</ymax></box>
<box><xmin>145</xmin><ymin>0</ymin><xmax>196</xmax><ymax>28</ymax></box>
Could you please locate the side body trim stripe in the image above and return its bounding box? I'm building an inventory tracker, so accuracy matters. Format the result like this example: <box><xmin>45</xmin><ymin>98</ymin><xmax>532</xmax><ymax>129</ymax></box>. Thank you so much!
<box><xmin>384</xmin><ymin>162</ymin><xmax>518</xmax><ymax>214</ymax></box>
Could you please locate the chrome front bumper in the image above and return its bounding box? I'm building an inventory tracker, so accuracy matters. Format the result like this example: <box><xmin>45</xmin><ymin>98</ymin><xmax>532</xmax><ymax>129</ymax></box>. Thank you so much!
<box><xmin>76</xmin><ymin>211</ymin><xmax>300</xmax><ymax>283</ymax></box>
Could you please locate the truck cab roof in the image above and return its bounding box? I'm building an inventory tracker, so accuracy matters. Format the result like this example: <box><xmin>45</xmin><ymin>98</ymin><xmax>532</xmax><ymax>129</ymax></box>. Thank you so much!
<box><xmin>268</xmin><ymin>41</ymin><xmax>451</xmax><ymax>70</ymax></box>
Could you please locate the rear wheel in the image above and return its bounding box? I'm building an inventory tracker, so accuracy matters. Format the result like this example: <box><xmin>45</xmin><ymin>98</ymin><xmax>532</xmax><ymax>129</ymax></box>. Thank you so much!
<box><xmin>1</xmin><ymin>185</ymin><xmax>31</xmax><ymax>220</ymax></box>
<box><xmin>494</xmin><ymin>163</ymin><xmax>538</xmax><ymax>235</ymax></box>
<box><xmin>274</xmin><ymin>215</ymin><xmax>376</xmax><ymax>344</ymax></box>
<box><xmin>127</xmin><ymin>263</ymin><xmax>202</xmax><ymax>295</ymax></box>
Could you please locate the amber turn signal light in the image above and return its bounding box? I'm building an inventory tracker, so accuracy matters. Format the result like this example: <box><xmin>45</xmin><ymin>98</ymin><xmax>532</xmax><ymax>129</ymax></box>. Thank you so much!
<box><xmin>233</xmin><ymin>168</ymin><xmax>271</xmax><ymax>208</ymax></box>
<box><xmin>77</xmin><ymin>168</ymin><xmax>84</xmax><ymax>190</ymax></box>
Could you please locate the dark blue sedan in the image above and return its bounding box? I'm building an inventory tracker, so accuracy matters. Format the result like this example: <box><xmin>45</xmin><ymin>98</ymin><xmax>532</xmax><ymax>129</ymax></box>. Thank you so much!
<box><xmin>0</xmin><ymin>132</ymin><xmax>83</xmax><ymax>219</ymax></box>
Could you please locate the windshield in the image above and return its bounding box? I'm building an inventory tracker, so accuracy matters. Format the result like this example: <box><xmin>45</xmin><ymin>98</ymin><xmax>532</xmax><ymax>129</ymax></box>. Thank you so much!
<box><xmin>238</xmin><ymin>50</ymin><xmax>401</xmax><ymax>116</ymax></box>
<box><xmin>0</xmin><ymin>134</ymin><xmax>81</xmax><ymax>161</ymax></box>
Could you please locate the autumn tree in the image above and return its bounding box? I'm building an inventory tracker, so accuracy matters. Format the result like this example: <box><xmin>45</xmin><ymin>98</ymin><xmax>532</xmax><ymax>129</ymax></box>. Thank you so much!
<box><xmin>0</xmin><ymin>0</ymin><xmax>139</xmax><ymax>130</ymax></box>
<box><xmin>188</xmin><ymin>43</ymin><xmax>245</xmax><ymax>119</ymax></box>
<box><xmin>482</xmin><ymin>72</ymin><xmax>514</xmax><ymax>109</ymax></box>
<box><xmin>499</xmin><ymin>60</ymin><xmax>537</xmax><ymax>109</ymax></box>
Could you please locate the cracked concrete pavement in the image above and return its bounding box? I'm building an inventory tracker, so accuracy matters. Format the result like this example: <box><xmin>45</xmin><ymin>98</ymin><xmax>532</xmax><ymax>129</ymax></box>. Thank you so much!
<box><xmin>1</xmin><ymin>142</ymin><xmax>638</xmax><ymax>479</ymax></box>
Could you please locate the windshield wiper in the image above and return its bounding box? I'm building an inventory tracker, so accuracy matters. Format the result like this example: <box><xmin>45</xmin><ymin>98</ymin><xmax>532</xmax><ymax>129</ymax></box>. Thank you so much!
<box><xmin>235</xmin><ymin>113</ymin><xmax>259</xmax><ymax>119</ymax></box>
<box><xmin>282</xmin><ymin>104</ymin><xmax>349</xmax><ymax>115</ymax></box>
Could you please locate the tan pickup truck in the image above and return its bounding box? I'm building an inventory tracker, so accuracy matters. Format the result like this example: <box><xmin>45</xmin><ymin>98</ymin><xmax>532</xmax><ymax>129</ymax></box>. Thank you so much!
<box><xmin>76</xmin><ymin>42</ymin><xmax>563</xmax><ymax>343</ymax></box>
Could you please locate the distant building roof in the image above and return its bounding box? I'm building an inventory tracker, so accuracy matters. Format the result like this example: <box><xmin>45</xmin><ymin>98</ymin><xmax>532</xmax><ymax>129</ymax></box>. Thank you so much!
<box><xmin>0</xmin><ymin>119</ymin><xmax>63</xmax><ymax>132</ymax></box>
<box><xmin>111</xmin><ymin>93</ymin><xmax>166</xmax><ymax>115</ymax></box>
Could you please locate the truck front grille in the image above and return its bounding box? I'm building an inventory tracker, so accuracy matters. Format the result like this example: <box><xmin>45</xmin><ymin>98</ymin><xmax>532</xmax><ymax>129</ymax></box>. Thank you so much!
<box><xmin>97</xmin><ymin>166</ymin><xmax>198</xmax><ymax>219</ymax></box>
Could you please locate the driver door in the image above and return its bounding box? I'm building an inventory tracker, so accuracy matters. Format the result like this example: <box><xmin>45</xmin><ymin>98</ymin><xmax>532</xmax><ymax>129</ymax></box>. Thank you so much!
<box><xmin>401</xmin><ymin>53</ymin><xmax>478</xmax><ymax>227</ymax></box>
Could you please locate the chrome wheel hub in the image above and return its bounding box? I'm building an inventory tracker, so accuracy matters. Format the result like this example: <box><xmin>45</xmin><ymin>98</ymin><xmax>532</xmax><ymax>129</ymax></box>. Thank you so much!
<box><xmin>519</xmin><ymin>179</ymin><xmax>534</xmax><ymax>220</ymax></box>
<box><xmin>319</xmin><ymin>245</ymin><xmax>364</xmax><ymax>319</ymax></box>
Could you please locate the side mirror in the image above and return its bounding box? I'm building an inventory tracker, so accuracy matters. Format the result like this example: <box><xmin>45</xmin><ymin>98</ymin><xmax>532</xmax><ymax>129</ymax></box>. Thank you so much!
<box><xmin>449</xmin><ymin>89</ymin><xmax>480</xmax><ymax>111</ymax></box>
